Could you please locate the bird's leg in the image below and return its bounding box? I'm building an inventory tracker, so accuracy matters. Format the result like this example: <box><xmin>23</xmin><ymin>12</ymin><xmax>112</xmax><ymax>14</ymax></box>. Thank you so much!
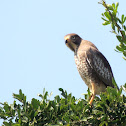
<box><xmin>89</xmin><ymin>93</ymin><xmax>93</xmax><ymax>100</ymax></box>
<box><xmin>89</xmin><ymin>82</ymin><xmax>95</xmax><ymax>105</ymax></box>
<box><xmin>89</xmin><ymin>94</ymin><xmax>95</xmax><ymax>105</ymax></box>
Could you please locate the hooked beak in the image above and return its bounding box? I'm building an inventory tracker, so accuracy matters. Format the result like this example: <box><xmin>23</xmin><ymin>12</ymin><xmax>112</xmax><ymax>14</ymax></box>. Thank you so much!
<box><xmin>64</xmin><ymin>35</ymin><xmax>70</xmax><ymax>44</ymax></box>
<box><xmin>64</xmin><ymin>35</ymin><xmax>75</xmax><ymax>52</ymax></box>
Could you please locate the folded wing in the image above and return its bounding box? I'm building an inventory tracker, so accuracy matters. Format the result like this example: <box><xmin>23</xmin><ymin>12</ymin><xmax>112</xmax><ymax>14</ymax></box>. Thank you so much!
<box><xmin>86</xmin><ymin>47</ymin><xmax>114</xmax><ymax>88</ymax></box>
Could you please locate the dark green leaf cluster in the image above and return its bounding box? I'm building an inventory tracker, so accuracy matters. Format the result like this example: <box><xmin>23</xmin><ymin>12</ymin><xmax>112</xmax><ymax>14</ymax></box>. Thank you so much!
<box><xmin>0</xmin><ymin>86</ymin><xmax>126</xmax><ymax>126</ymax></box>
<box><xmin>100</xmin><ymin>0</ymin><xmax>126</xmax><ymax>59</ymax></box>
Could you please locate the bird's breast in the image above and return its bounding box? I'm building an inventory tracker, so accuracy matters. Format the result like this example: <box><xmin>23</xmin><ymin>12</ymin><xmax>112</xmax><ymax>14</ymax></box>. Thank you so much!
<box><xmin>74</xmin><ymin>55</ymin><xmax>92</xmax><ymax>86</ymax></box>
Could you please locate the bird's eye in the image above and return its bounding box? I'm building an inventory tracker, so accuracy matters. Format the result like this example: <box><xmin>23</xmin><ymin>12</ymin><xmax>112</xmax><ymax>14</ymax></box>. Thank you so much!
<box><xmin>72</xmin><ymin>36</ymin><xmax>76</xmax><ymax>40</ymax></box>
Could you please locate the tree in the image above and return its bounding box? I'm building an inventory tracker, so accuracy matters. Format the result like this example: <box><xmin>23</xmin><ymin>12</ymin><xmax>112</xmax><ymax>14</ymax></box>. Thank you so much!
<box><xmin>0</xmin><ymin>1</ymin><xmax>126</xmax><ymax>126</ymax></box>
<box><xmin>99</xmin><ymin>0</ymin><xmax>126</xmax><ymax>60</ymax></box>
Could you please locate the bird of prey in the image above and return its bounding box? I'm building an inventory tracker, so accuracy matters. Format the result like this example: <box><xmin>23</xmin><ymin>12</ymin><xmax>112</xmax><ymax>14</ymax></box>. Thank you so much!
<box><xmin>64</xmin><ymin>33</ymin><xmax>116</xmax><ymax>105</ymax></box>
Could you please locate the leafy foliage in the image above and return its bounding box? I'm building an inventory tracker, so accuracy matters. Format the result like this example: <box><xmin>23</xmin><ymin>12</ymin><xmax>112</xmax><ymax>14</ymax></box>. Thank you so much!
<box><xmin>0</xmin><ymin>86</ymin><xmax>126</xmax><ymax>126</ymax></box>
<box><xmin>99</xmin><ymin>0</ymin><xmax>126</xmax><ymax>59</ymax></box>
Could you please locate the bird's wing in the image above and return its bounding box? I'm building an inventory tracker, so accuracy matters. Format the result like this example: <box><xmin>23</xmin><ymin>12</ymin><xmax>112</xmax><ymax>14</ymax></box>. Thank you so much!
<box><xmin>86</xmin><ymin>47</ymin><xmax>114</xmax><ymax>87</ymax></box>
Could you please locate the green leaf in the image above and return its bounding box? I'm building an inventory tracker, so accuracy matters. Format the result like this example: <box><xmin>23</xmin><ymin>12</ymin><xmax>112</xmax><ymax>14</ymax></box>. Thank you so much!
<box><xmin>112</xmin><ymin>3</ymin><xmax>115</xmax><ymax>9</ymax></box>
<box><xmin>106</xmin><ymin>4</ymin><xmax>114</xmax><ymax>11</ymax></box>
<box><xmin>124</xmin><ymin>83</ymin><xmax>126</xmax><ymax>88</ymax></box>
<box><xmin>121</xmin><ymin>30</ymin><xmax>126</xmax><ymax>37</ymax></box>
<box><xmin>112</xmin><ymin>78</ymin><xmax>119</xmax><ymax>90</ymax></box>
<box><xmin>44</xmin><ymin>91</ymin><xmax>48</xmax><ymax>100</ymax></box>
<box><xmin>31</xmin><ymin>98</ymin><xmax>40</xmax><ymax>109</ymax></box>
<box><xmin>3</xmin><ymin>103</ymin><xmax>10</xmax><ymax>113</ymax></box>
<box><xmin>99</xmin><ymin>121</ymin><xmax>108</xmax><ymax>126</ymax></box>
<box><xmin>123</xmin><ymin>51</ymin><xmax>126</xmax><ymax>57</ymax></box>
<box><xmin>124</xmin><ymin>25</ymin><xmax>126</xmax><ymax>31</ymax></box>
<box><xmin>116</xmin><ymin>36</ymin><xmax>123</xmax><ymax>43</ymax></box>
<box><xmin>117</xmin><ymin>18</ymin><xmax>122</xmax><ymax>24</ymax></box>
<box><xmin>54</xmin><ymin>95</ymin><xmax>60</xmax><ymax>103</ymax></box>
<box><xmin>102</xmin><ymin>21</ymin><xmax>110</xmax><ymax>25</ymax></box>
<box><xmin>124</xmin><ymin>17</ymin><xmax>126</xmax><ymax>23</ymax></box>
<box><xmin>59</xmin><ymin>88</ymin><xmax>67</xmax><ymax>98</ymax></box>
<box><xmin>121</xmin><ymin>14</ymin><xmax>124</xmax><ymax>24</ymax></box>
<box><xmin>116</xmin><ymin>46</ymin><xmax>123</xmax><ymax>52</ymax></box>
<box><xmin>63</xmin><ymin>115</ymin><xmax>70</xmax><ymax>122</ymax></box>
<box><xmin>104</xmin><ymin>12</ymin><xmax>111</xmax><ymax>20</ymax></box>
<box><xmin>115</xmin><ymin>2</ymin><xmax>119</xmax><ymax>10</ymax></box>
<box><xmin>101</xmin><ymin>17</ymin><xmax>108</xmax><ymax>21</ymax></box>
<box><xmin>111</xmin><ymin>23</ymin><xmax>115</xmax><ymax>30</ymax></box>
<box><xmin>59</xmin><ymin>88</ymin><xmax>63</xmax><ymax>92</ymax></box>
<box><xmin>13</xmin><ymin>89</ymin><xmax>26</xmax><ymax>103</ymax></box>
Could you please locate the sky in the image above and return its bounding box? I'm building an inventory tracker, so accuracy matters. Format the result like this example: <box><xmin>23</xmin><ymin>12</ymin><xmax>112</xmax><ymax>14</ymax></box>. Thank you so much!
<box><xmin>0</xmin><ymin>0</ymin><xmax>126</xmax><ymax>124</ymax></box>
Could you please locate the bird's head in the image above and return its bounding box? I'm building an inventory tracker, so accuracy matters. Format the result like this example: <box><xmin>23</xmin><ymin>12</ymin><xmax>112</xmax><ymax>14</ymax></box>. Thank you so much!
<box><xmin>64</xmin><ymin>33</ymin><xmax>82</xmax><ymax>52</ymax></box>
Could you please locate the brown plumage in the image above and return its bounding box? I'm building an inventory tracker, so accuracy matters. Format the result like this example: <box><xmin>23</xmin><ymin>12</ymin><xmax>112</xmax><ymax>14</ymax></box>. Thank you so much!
<box><xmin>64</xmin><ymin>33</ymin><xmax>115</xmax><ymax>105</ymax></box>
